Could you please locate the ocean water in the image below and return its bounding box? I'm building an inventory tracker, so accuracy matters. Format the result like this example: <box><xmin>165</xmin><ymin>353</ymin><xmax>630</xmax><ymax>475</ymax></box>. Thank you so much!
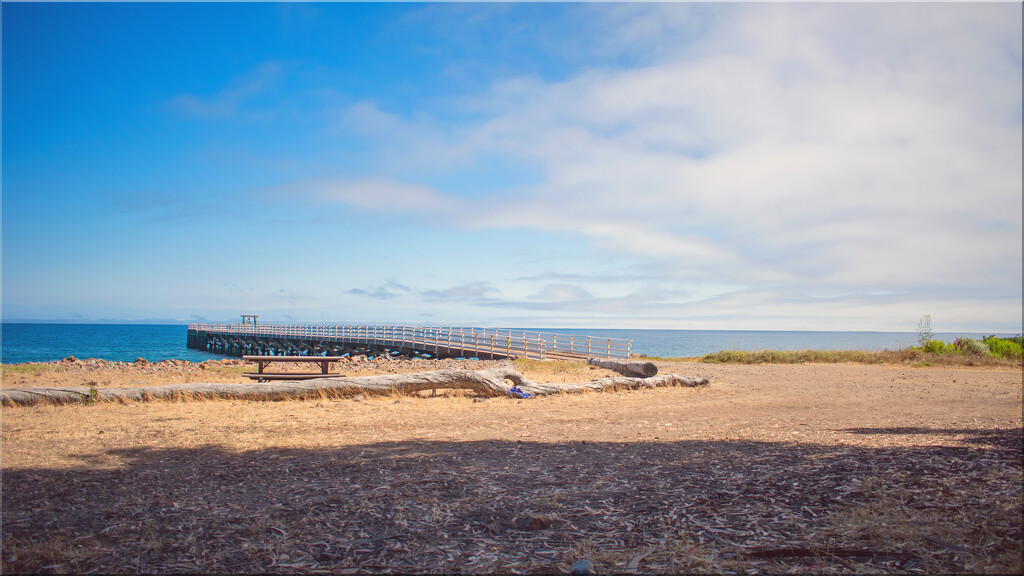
<box><xmin>532</xmin><ymin>328</ymin><xmax>1008</xmax><ymax>358</ymax></box>
<box><xmin>1</xmin><ymin>324</ymin><xmax>222</xmax><ymax>364</ymax></box>
<box><xmin>0</xmin><ymin>323</ymin><xmax>1011</xmax><ymax>364</ymax></box>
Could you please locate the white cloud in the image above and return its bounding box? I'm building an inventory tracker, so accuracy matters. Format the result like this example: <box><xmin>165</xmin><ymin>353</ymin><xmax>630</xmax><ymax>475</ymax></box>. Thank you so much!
<box><xmin>170</xmin><ymin>62</ymin><xmax>284</xmax><ymax>120</ymax></box>
<box><xmin>529</xmin><ymin>284</ymin><xmax>594</xmax><ymax>301</ymax></box>
<box><xmin>421</xmin><ymin>282</ymin><xmax>499</xmax><ymax>302</ymax></box>
<box><xmin>268</xmin><ymin>178</ymin><xmax>458</xmax><ymax>213</ymax></box>
<box><xmin>334</xmin><ymin>100</ymin><xmax>404</xmax><ymax>137</ymax></box>
<box><xmin>262</xmin><ymin>3</ymin><xmax>1022</xmax><ymax>329</ymax></box>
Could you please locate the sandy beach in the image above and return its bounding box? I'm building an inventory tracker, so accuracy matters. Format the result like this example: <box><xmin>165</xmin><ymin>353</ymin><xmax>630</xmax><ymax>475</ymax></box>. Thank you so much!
<box><xmin>2</xmin><ymin>358</ymin><xmax>1021</xmax><ymax>573</ymax></box>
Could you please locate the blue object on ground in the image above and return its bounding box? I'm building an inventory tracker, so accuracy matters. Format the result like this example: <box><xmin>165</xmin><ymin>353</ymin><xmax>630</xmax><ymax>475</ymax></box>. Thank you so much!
<box><xmin>507</xmin><ymin>386</ymin><xmax>534</xmax><ymax>398</ymax></box>
<box><xmin>570</xmin><ymin>558</ymin><xmax>596</xmax><ymax>574</ymax></box>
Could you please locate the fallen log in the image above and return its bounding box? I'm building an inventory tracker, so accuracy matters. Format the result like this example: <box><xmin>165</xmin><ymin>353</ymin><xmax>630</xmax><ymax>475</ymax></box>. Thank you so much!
<box><xmin>587</xmin><ymin>357</ymin><xmax>659</xmax><ymax>377</ymax></box>
<box><xmin>0</xmin><ymin>361</ymin><xmax>708</xmax><ymax>406</ymax></box>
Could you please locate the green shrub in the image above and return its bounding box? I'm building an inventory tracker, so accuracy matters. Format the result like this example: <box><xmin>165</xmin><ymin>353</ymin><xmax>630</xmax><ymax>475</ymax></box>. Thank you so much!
<box><xmin>922</xmin><ymin>339</ymin><xmax>950</xmax><ymax>354</ymax></box>
<box><xmin>983</xmin><ymin>335</ymin><xmax>1023</xmax><ymax>360</ymax></box>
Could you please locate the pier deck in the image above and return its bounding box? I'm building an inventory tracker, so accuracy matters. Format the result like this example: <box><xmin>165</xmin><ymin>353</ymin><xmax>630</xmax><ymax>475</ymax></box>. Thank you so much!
<box><xmin>187</xmin><ymin>324</ymin><xmax>631</xmax><ymax>361</ymax></box>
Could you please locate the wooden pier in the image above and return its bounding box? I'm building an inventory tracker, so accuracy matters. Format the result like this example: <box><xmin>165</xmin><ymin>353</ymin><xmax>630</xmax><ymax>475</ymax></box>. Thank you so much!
<box><xmin>186</xmin><ymin>324</ymin><xmax>631</xmax><ymax>361</ymax></box>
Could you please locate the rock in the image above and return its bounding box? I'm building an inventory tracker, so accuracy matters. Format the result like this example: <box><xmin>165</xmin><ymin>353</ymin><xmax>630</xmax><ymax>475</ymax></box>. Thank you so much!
<box><xmin>515</xmin><ymin>512</ymin><xmax>554</xmax><ymax>531</ymax></box>
<box><xmin>63</xmin><ymin>356</ymin><xmax>77</xmax><ymax>363</ymax></box>
<box><xmin>570</xmin><ymin>559</ymin><xmax>596</xmax><ymax>575</ymax></box>
<box><xmin>351</xmin><ymin>395</ymin><xmax>365</xmax><ymax>402</ymax></box>
<box><xmin>134</xmin><ymin>358</ymin><xmax>149</xmax><ymax>366</ymax></box>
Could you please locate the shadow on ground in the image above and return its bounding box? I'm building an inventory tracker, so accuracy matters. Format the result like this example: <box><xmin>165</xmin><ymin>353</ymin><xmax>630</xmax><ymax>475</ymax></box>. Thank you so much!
<box><xmin>3</xmin><ymin>428</ymin><xmax>1021</xmax><ymax>574</ymax></box>
<box><xmin>838</xmin><ymin>427</ymin><xmax>1024</xmax><ymax>450</ymax></box>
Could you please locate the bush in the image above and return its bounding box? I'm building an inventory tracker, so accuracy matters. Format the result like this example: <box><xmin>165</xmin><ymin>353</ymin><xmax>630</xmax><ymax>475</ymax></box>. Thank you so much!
<box><xmin>983</xmin><ymin>335</ymin><xmax>1023</xmax><ymax>360</ymax></box>
<box><xmin>922</xmin><ymin>339</ymin><xmax>951</xmax><ymax>354</ymax></box>
<box><xmin>953</xmin><ymin>337</ymin><xmax>988</xmax><ymax>356</ymax></box>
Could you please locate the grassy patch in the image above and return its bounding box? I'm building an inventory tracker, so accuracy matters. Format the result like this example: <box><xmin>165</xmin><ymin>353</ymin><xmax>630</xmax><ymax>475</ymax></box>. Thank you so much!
<box><xmin>200</xmin><ymin>364</ymin><xmax>248</xmax><ymax>375</ymax></box>
<box><xmin>511</xmin><ymin>358</ymin><xmax>587</xmax><ymax>375</ymax></box>
<box><xmin>700</xmin><ymin>348</ymin><xmax>1021</xmax><ymax>367</ymax></box>
<box><xmin>1</xmin><ymin>363</ymin><xmax>59</xmax><ymax>375</ymax></box>
<box><xmin>701</xmin><ymin>350</ymin><xmax>884</xmax><ymax>365</ymax></box>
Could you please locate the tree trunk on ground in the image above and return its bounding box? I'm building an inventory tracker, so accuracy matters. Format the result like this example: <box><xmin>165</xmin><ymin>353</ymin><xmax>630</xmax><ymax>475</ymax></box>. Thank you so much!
<box><xmin>587</xmin><ymin>357</ymin><xmax>659</xmax><ymax>377</ymax></box>
<box><xmin>0</xmin><ymin>361</ymin><xmax>708</xmax><ymax>406</ymax></box>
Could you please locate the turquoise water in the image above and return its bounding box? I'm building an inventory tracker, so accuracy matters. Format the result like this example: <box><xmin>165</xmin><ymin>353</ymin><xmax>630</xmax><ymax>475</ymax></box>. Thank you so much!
<box><xmin>1</xmin><ymin>323</ymin><xmax>1011</xmax><ymax>364</ymax></box>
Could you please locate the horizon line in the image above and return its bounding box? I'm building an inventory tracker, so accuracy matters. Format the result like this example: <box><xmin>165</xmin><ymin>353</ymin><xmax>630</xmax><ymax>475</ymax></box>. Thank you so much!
<box><xmin>1</xmin><ymin>319</ymin><xmax>1020</xmax><ymax>336</ymax></box>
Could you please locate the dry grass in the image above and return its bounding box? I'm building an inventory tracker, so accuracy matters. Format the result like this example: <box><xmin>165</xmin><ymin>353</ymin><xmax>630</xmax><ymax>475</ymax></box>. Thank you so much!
<box><xmin>2</xmin><ymin>357</ymin><xmax>622</xmax><ymax>392</ymax></box>
<box><xmin>2</xmin><ymin>361</ymin><xmax>1022</xmax><ymax>574</ymax></box>
<box><xmin>701</xmin><ymin>348</ymin><xmax>1023</xmax><ymax>367</ymax></box>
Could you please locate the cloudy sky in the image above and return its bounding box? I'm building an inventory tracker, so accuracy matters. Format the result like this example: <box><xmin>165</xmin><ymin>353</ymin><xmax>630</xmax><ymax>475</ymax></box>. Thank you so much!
<box><xmin>3</xmin><ymin>2</ymin><xmax>1021</xmax><ymax>331</ymax></box>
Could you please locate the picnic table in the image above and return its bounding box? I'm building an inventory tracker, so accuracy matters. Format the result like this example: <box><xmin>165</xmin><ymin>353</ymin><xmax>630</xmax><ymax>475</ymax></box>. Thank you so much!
<box><xmin>241</xmin><ymin>355</ymin><xmax>346</xmax><ymax>382</ymax></box>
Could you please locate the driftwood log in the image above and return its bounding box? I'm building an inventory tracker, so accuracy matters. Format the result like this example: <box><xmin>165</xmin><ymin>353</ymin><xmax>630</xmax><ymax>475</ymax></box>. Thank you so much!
<box><xmin>0</xmin><ymin>361</ymin><xmax>709</xmax><ymax>406</ymax></box>
<box><xmin>587</xmin><ymin>357</ymin><xmax>659</xmax><ymax>377</ymax></box>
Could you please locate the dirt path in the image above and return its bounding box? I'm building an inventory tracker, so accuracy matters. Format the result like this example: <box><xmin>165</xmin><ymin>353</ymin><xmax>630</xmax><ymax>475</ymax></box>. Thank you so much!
<box><xmin>2</xmin><ymin>361</ymin><xmax>1021</xmax><ymax>573</ymax></box>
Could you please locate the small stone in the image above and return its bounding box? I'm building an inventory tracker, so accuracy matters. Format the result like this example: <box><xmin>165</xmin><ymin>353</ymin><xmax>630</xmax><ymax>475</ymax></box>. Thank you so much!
<box><xmin>134</xmin><ymin>358</ymin><xmax>148</xmax><ymax>366</ymax></box>
<box><xmin>570</xmin><ymin>559</ymin><xmax>596</xmax><ymax>575</ymax></box>
<box><xmin>351</xmin><ymin>395</ymin><xmax>365</xmax><ymax>402</ymax></box>
<box><xmin>515</xmin><ymin>512</ymin><xmax>553</xmax><ymax>531</ymax></box>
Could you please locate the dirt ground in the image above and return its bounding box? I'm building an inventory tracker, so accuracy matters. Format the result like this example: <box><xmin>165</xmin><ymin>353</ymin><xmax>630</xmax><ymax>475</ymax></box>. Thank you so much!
<box><xmin>2</xmin><ymin>359</ymin><xmax>1021</xmax><ymax>573</ymax></box>
<box><xmin>0</xmin><ymin>356</ymin><xmax>531</xmax><ymax>390</ymax></box>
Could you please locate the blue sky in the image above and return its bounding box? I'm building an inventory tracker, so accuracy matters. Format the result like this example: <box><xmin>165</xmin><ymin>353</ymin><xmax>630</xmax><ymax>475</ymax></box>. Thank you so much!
<box><xmin>2</xmin><ymin>2</ymin><xmax>1022</xmax><ymax>331</ymax></box>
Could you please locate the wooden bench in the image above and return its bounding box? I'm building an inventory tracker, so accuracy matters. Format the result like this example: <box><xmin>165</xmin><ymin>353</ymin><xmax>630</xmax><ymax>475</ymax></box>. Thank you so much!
<box><xmin>241</xmin><ymin>355</ymin><xmax>346</xmax><ymax>382</ymax></box>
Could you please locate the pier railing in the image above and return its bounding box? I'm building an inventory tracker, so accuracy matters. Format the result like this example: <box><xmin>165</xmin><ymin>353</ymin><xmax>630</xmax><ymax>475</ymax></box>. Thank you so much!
<box><xmin>187</xmin><ymin>323</ymin><xmax>632</xmax><ymax>360</ymax></box>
